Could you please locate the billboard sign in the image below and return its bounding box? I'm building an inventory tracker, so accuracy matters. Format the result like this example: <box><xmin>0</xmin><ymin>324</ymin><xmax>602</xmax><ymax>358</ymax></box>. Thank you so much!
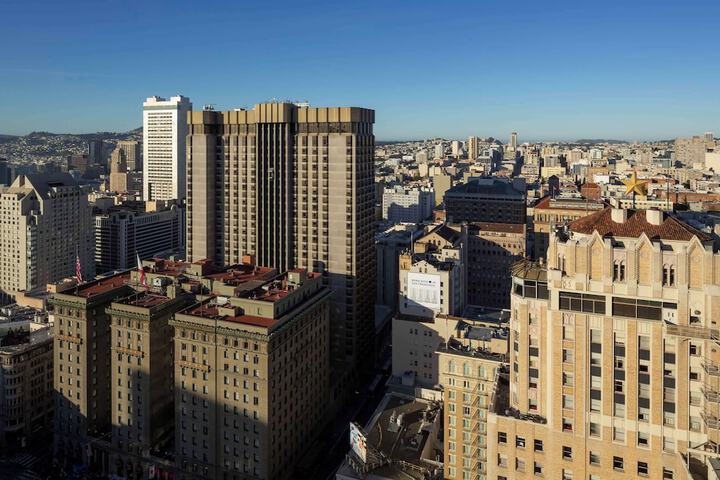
<box><xmin>407</xmin><ymin>272</ymin><xmax>441</xmax><ymax>310</ymax></box>
<box><xmin>349</xmin><ymin>422</ymin><xmax>367</xmax><ymax>463</ymax></box>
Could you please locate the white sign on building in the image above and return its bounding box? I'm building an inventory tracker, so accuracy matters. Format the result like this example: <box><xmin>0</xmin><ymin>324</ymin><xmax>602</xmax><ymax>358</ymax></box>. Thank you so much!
<box><xmin>407</xmin><ymin>272</ymin><xmax>441</xmax><ymax>310</ymax></box>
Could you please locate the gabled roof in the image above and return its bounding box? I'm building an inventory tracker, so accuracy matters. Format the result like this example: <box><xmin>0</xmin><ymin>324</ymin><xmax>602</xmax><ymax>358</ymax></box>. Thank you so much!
<box><xmin>9</xmin><ymin>173</ymin><xmax>77</xmax><ymax>199</ymax></box>
<box><xmin>425</xmin><ymin>224</ymin><xmax>460</xmax><ymax>244</ymax></box>
<box><xmin>569</xmin><ymin>208</ymin><xmax>712</xmax><ymax>242</ymax></box>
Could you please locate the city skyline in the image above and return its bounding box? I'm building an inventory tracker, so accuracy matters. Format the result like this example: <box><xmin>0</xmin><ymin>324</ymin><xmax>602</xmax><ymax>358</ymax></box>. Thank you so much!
<box><xmin>1</xmin><ymin>0</ymin><xmax>719</xmax><ymax>140</ymax></box>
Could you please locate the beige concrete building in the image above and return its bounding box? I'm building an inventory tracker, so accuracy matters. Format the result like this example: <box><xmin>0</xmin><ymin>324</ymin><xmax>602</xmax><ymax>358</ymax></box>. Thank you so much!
<box><xmin>51</xmin><ymin>272</ymin><xmax>133</xmax><ymax>472</ymax></box>
<box><xmin>51</xmin><ymin>258</ymin><xmax>333</xmax><ymax>479</ymax></box>
<box><xmin>186</xmin><ymin>102</ymin><xmax>375</xmax><ymax>375</ymax></box>
<box><xmin>116</xmin><ymin>140</ymin><xmax>142</xmax><ymax>172</ymax></box>
<box><xmin>398</xmin><ymin>226</ymin><xmax>465</xmax><ymax>319</ymax></box>
<box><xmin>392</xmin><ymin>306</ymin><xmax>509</xmax><ymax>390</ymax></box>
<box><xmin>676</xmin><ymin>135</ymin><xmax>707</xmax><ymax>166</ymax></box>
<box><xmin>0</xmin><ymin>173</ymin><xmax>94</xmax><ymax>302</ymax></box>
<box><xmin>0</xmin><ymin>325</ymin><xmax>53</xmax><ymax>449</ymax></box>
<box><xmin>170</xmin><ymin>267</ymin><xmax>331</xmax><ymax>480</ymax></box>
<box><xmin>108</xmin><ymin>284</ymin><xmax>194</xmax><ymax>478</ymax></box>
<box><xmin>488</xmin><ymin>207</ymin><xmax>720</xmax><ymax>480</ymax></box>
<box><xmin>532</xmin><ymin>195</ymin><xmax>606</xmax><ymax>260</ymax></box>
<box><xmin>467</xmin><ymin>136</ymin><xmax>479</xmax><ymax>161</ymax></box>
<box><xmin>109</xmin><ymin>145</ymin><xmax>129</xmax><ymax>193</ymax></box>
<box><xmin>439</xmin><ymin>323</ymin><xmax>507</xmax><ymax>480</ymax></box>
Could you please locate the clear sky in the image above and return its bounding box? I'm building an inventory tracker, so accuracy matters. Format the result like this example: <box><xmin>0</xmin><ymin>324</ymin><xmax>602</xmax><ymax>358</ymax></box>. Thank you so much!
<box><xmin>1</xmin><ymin>0</ymin><xmax>718</xmax><ymax>141</ymax></box>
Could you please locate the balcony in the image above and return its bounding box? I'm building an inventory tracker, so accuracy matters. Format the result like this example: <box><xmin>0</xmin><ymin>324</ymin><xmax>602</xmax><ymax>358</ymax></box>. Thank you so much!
<box><xmin>703</xmin><ymin>360</ymin><xmax>720</xmax><ymax>377</ymax></box>
<box><xmin>701</xmin><ymin>411</ymin><xmax>720</xmax><ymax>430</ymax></box>
<box><xmin>666</xmin><ymin>323</ymin><xmax>720</xmax><ymax>342</ymax></box>
<box><xmin>703</xmin><ymin>386</ymin><xmax>720</xmax><ymax>403</ymax></box>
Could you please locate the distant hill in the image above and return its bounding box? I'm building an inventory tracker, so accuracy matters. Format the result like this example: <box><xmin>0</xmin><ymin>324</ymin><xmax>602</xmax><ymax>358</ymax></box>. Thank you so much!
<box><xmin>0</xmin><ymin>128</ymin><xmax>142</xmax><ymax>163</ymax></box>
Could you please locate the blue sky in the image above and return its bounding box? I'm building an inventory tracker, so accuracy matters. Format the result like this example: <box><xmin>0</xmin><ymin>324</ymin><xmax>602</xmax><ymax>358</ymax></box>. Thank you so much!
<box><xmin>0</xmin><ymin>0</ymin><xmax>718</xmax><ymax>140</ymax></box>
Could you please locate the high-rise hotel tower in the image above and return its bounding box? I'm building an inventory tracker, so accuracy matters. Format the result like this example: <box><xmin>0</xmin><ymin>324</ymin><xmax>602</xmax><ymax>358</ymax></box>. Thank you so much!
<box><xmin>186</xmin><ymin>102</ymin><xmax>375</xmax><ymax>374</ymax></box>
<box><xmin>143</xmin><ymin>95</ymin><xmax>192</xmax><ymax>201</ymax></box>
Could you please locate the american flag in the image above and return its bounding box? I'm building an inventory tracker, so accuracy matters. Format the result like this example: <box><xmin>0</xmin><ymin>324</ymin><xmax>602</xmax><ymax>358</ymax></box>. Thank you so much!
<box><xmin>75</xmin><ymin>253</ymin><xmax>83</xmax><ymax>283</ymax></box>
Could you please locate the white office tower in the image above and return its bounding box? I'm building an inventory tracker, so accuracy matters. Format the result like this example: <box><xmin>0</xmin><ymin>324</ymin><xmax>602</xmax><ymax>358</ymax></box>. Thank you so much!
<box><xmin>434</xmin><ymin>143</ymin><xmax>444</xmax><ymax>159</ymax></box>
<box><xmin>142</xmin><ymin>95</ymin><xmax>192</xmax><ymax>201</ymax></box>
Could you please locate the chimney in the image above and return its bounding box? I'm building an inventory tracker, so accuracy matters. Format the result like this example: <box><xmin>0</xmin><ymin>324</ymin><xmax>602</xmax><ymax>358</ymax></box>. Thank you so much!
<box><xmin>646</xmin><ymin>209</ymin><xmax>663</xmax><ymax>226</ymax></box>
<box><xmin>611</xmin><ymin>208</ymin><xmax>628</xmax><ymax>224</ymax></box>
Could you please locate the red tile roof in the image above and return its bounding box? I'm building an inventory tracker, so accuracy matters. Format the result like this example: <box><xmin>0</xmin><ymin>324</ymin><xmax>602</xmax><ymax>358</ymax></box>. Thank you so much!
<box><xmin>75</xmin><ymin>273</ymin><xmax>131</xmax><ymax>298</ymax></box>
<box><xmin>569</xmin><ymin>208</ymin><xmax>712</xmax><ymax>241</ymax></box>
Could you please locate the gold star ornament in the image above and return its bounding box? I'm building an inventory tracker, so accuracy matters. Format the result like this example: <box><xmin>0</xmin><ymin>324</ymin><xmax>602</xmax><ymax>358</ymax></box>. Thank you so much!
<box><xmin>622</xmin><ymin>172</ymin><xmax>648</xmax><ymax>196</ymax></box>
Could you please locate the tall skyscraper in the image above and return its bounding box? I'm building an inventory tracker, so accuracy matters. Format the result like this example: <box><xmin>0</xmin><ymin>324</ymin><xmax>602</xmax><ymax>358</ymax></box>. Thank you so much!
<box><xmin>0</xmin><ymin>173</ymin><xmax>94</xmax><ymax>302</ymax></box>
<box><xmin>108</xmin><ymin>146</ymin><xmax>128</xmax><ymax>193</ymax></box>
<box><xmin>87</xmin><ymin>138</ymin><xmax>104</xmax><ymax>165</ymax></box>
<box><xmin>186</xmin><ymin>102</ymin><xmax>376</xmax><ymax>373</ymax></box>
<box><xmin>143</xmin><ymin>95</ymin><xmax>192</xmax><ymax>201</ymax></box>
<box><xmin>451</xmin><ymin>140</ymin><xmax>462</xmax><ymax>157</ymax></box>
<box><xmin>116</xmin><ymin>140</ymin><xmax>142</xmax><ymax>171</ymax></box>
<box><xmin>510</xmin><ymin>131</ymin><xmax>518</xmax><ymax>151</ymax></box>
<box><xmin>0</xmin><ymin>158</ymin><xmax>13</xmax><ymax>186</ymax></box>
<box><xmin>467</xmin><ymin>135</ymin><xmax>478</xmax><ymax>160</ymax></box>
<box><xmin>488</xmin><ymin>208</ymin><xmax>720</xmax><ymax>479</ymax></box>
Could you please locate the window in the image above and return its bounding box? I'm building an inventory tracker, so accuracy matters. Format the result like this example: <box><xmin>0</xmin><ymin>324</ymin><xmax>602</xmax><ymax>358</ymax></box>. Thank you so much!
<box><xmin>534</xmin><ymin>439</ymin><xmax>543</xmax><ymax>452</ymax></box>
<box><xmin>613</xmin><ymin>456</ymin><xmax>624</xmax><ymax>471</ymax></box>
<box><xmin>498</xmin><ymin>432</ymin><xmax>507</xmax><ymax>444</ymax></box>
<box><xmin>638</xmin><ymin>461</ymin><xmax>649</xmax><ymax>476</ymax></box>
<box><xmin>562</xmin><ymin>394</ymin><xmax>574</xmax><ymax>410</ymax></box>
<box><xmin>613</xmin><ymin>261</ymin><xmax>626</xmax><ymax>281</ymax></box>
<box><xmin>559</xmin><ymin>292</ymin><xmax>605</xmax><ymax>314</ymax></box>
<box><xmin>562</xmin><ymin>446</ymin><xmax>572</xmax><ymax>460</ymax></box>
<box><xmin>663</xmin><ymin>467</ymin><xmax>674</xmax><ymax>479</ymax></box>
<box><xmin>562</xmin><ymin>470</ymin><xmax>573</xmax><ymax>480</ymax></box>
<box><xmin>534</xmin><ymin>462</ymin><xmax>543</xmax><ymax>475</ymax></box>
<box><xmin>612</xmin><ymin>296</ymin><xmax>662</xmax><ymax>320</ymax></box>
<box><xmin>589</xmin><ymin>422</ymin><xmax>601</xmax><ymax>437</ymax></box>
<box><xmin>589</xmin><ymin>451</ymin><xmax>600</xmax><ymax>465</ymax></box>
<box><xmin>638</xmin><ymin>431</ymin><xmax>649</xmax><ymax>447</ymax></box>
<box><xmin>516</xmin><ymin>436</ymin><xmax>526</xmax><ymax>448</ymax></box>
<box><xmin>516</xmin><ymin>458</ymin><xmax>525</xmax><ymax>472</ymax></box>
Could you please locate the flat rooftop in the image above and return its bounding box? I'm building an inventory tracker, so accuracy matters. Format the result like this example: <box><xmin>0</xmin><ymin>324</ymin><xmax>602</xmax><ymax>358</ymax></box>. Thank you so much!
<box><xmin>70</xmin><ymin>272</ymin><xmax>132</xmax><ymax>299</ymax></box>
<box><xmin>0</xmin><ymin>326</ymin><xmax>52</xmax><ymax>355</ymax></box>
<box><xmin>338</xmin><ymin>393</ymin><xmax>443</xmax><ymax>480</ymax></box>
<box><xmin>118</xmin><ymin>291</ymin><xmax>174</xmax><ymax>309</ymax></box>
<box><xmin>184</xmin><ymin>301</ymin><xmax>276</xmax><ymax>329</ymax></box>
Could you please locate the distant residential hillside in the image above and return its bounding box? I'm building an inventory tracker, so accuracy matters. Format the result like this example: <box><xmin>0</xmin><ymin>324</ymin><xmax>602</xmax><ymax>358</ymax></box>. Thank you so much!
<box><xmin>0</xmin><ymin>128</ymin><xmax>142</xmax><ymax>163</ymax></box>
